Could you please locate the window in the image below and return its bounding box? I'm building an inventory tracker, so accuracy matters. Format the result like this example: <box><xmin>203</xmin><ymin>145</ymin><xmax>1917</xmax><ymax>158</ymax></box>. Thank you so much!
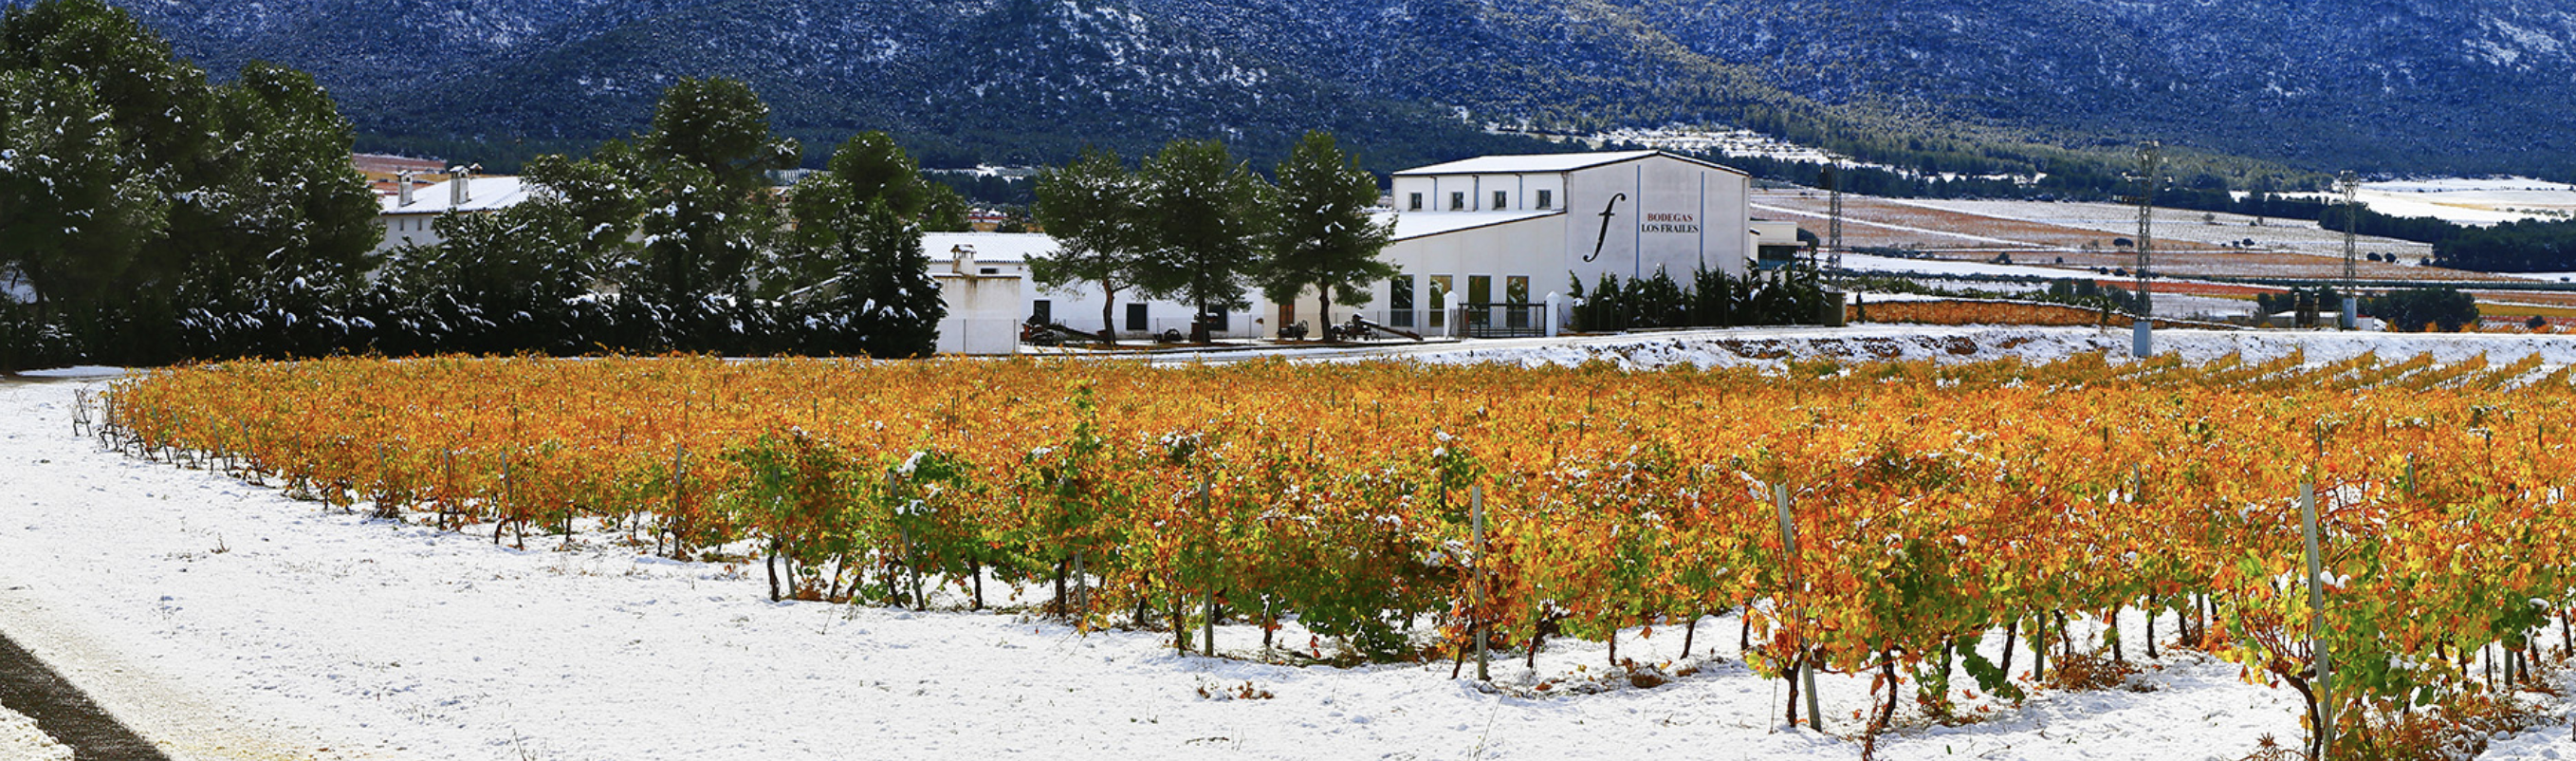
<box><xmin>1427</xmin><ymin>275</ymin><xmax>1452</xmax><ymax>329</ymax></box>
<box><xmin>1032</xmin><ymin>299</ymin><xmax>1052</xmax><ymax>325</ymax></box>
<box><xmin>1494</xmin><ymin>190</ymin><xmax>1508</xmax><ymax>210</ymax></box>
<box><xmin>1408</xmin><ymin>193</ymin><xmax>1423</xmax><ymax>212</ymax></box>
<box><xmin>1536</xmin><ymin>190</ymin><xmax>1553</xmax><ymax>210</ymax></box>
<box><xmin>1506</xmin><ymin>276</ymin><xmax>1531</xmax><ymax>329</ymax></box>
<box><xmin>1126</xmin><ymin>304</ymin><xmax>1148</xmax><ymax>332</ymax></box>
<box><xmin>1389</xmin><ymin>276</ymin><xmax>1415</xmax><ymax>328</ymax></box>
<box><xmin>1467</xmin><ymin>275</ymin><xmax>1493</xmax><ymax>331</ymax></box>
<box><xmin>1449</xmin><ymin>192</ymin><xmax>1465</xmax><ymax>211</ymax></box>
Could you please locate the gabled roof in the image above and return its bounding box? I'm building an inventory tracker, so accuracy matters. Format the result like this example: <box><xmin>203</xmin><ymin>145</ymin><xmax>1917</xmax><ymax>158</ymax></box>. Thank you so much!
<box><xmin>1392</xmin><ymin>150</ymin><xmax>1745</xmax><ymax>177</ymax></box>
<box><xmin>380</xmin><ymin>176</ymin><xmax>539</xmax><ymax>214</ymax></box>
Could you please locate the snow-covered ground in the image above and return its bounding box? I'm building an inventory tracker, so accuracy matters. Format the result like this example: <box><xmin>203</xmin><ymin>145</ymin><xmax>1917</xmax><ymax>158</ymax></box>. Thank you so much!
<box><xmin>1836</xmin><ymin>252</ymin><xmax>2090</xmax><ymax>280</ymax></box>
<box><xmin>1894</xmin><ymin>198</ymin><xmax>2440</xmax><ymax>262</ymax></box>
<box><xmin>5</xmin><ymin>329</ymin><xmax>2576</xmax><ymax>760</ymax></box>
<box><xmin>0</xmin><ymin>706</ymin><xmax>72</xmax><ymax>761</ymax></box>
<box><xmin>2287</xmin><ymin>177</ymin><xmax>2576</xmax><ymax>227</ymax></box>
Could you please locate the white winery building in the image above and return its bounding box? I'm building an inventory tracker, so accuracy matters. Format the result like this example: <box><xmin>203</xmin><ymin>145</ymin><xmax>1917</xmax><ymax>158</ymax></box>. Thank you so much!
<box><xmin>1327</xmin><ymin>150</ymin><xmax>1762</xmax><ymax>336</ymax></box>
<box><xmin>986</xmin><ymin>150</ymin><xmax>1781</xmax><ymax>341</ymax></box>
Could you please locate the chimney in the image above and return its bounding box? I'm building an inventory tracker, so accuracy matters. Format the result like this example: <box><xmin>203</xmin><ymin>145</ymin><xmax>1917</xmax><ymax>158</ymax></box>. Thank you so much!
<box><xmin>396</xmin><ymin>171</ymin><xmax>415</xmax><ymax>206</ymax></box>
<box><xmin>950</xmin><ymin>245</ymin><xmax>975</xmax><ymax>275</ymax></box>
<box><xmin>449</xmin><ymin>165</ymin><xmax>471</xmax><ymax>207</ymax></box>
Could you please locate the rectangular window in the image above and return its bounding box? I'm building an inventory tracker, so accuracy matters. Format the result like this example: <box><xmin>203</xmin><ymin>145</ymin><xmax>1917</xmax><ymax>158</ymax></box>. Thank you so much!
<box><xmin>1493</xmin><ymin>190</ymin><xmax>1508</xmax><ymax>210</ymax></box>
<box><xmin>1126</xmin><ymin>304</ymin><xmax>1148</xmax><ymax>332</ymax></box>
<box><xmin>1467</xmin><ymin>275</ymin><xmax>1492</xmax><ymax>331</ymax></box>
<box><xmin>1032</xmin><ymin>299</ymin><xmax>1052</xmax><ymax>325</ymax></box>
<box><xmin>1427</xmin><ymin>275</ymin><xmax>1452</xmax><ymax>329</ymax></box>
<box><xmin>1536</xmin><ymin>189</ymin><xmax>1553</xmax><ymax>210</ymax></box>
<box><xmin>1506</xmin><ymin>276</ymin><xmax>1531</xmax><ymax>329</ymax></box>
<box><xmin>1389</xmin><ymin>275</ymin><xmax>1415</xmax><ymax>328</ymax></box>
<box><xmin>1408</xmin><ymin>193</ymin><xmax>1423</xmax><ymax>212</ymax></box>
<box><xmin>1449</xmin><ymin>192</ymin><xmax>1465</xmax><ymax>211</ymax></box>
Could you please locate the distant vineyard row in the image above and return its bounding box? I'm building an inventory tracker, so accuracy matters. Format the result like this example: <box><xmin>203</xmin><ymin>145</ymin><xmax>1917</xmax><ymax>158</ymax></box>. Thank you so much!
<box><xmin>99</xmin><ymin>353</ymin><xmax>2576</xmax><ymax>755</ymax></box>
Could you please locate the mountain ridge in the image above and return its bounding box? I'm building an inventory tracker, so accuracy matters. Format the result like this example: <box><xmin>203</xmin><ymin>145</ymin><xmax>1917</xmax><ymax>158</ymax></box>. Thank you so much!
<box><xmin>105</xmin><ymin>0</ymin><xmax>2576</xmax><ymax>178</ymax></box>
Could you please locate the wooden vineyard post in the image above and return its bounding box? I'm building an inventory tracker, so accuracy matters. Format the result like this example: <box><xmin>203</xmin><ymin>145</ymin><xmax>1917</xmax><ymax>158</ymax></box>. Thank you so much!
<box><xmin>2301</xmin><ymin>481</ymin><xmax>2334</xmax><ymax>759</ymax></box>
<box><xmin>1200</xmin><ymin>479</ymin><xmax>1215</xmax><ymax>657</ymax></box>
<box><xmin>1776</xmin><ymin>484</ymin><xmax>1821</xmax><ymax>731</ymax></box>
<box><xmin>1473</xmin><ymin>483</ymin><xmax>1488</xmax><ymax>681</ymax></box>
<box><xmin>666</xmin><ymin>442</ymin><xmax>687</xmax><ymax>557</ymax></box>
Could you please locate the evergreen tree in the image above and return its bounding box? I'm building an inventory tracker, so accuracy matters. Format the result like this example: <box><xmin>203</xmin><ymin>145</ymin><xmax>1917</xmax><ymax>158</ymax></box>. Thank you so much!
<box><xmin>1134</xmin><ymin>139</ymin><xmax>1273</xmax><ymax>343</ymax></box>
<box><xmin>921</xmin><ymin>183</ymin><xmax>971</xmax><ymax>232</ymax></box>
<box><xmin>785</xmin><ymin>133</ymin><xmax>945</xmax><ymax>357</ymax></box>
<box><xmin>521</xmin><ymin>142</ymin><xmax>649</xmax><ymax>272</ymax></box>
<box><xmin>633</xmin><ymin>77</ymin><xmax>799</xmax><ymax>303</ymax></box>
<box><xmin>825</xmin><ymin>131</ymin><xmax>929</xmax><ymax>218</ymax></box>
<box><xmin>0</xmin><ymin>68</ymin><xmax>169</xmax><ymax>327</ymax></box>
<box><xmin>1030</xmin><ymin>147</ymin><xmax>1148</xmax><ymax>342</ymax></box>
<box><xmin>173</xmin><ymin>62</ymin><xmax>380</xmax><ymax>311</ymax></box>
<box><xmin>1258</xmin><ymin>131</ymin><xmax>1394</xmax><ymax>337</ymax></box>
<box><xmin>0</xmin><ymin>0</ymin><xmax>211</xmax><ymax>176</ymax></box>
<box><xmin>0</xmin><ymin>0</ymin><xmax>208</xmax><ymax>362</ymax></box>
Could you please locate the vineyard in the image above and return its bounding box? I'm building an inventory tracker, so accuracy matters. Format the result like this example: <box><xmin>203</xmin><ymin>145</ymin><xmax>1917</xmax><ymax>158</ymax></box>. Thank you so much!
<box><xmin>93</xmin><ymin>353</ymin><xmax>2576</xmax><ymax>757</ymax></box>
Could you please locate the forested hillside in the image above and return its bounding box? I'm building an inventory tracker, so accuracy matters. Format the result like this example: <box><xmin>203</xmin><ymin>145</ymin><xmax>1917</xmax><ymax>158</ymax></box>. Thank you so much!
<box><xmin>106</xmin><ymin>0</ymin><xmax>2576</xmax><ymax>177</ymax></box>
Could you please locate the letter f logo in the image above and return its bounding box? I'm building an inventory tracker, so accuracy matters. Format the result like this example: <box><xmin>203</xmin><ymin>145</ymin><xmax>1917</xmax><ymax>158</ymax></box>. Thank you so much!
<box><xmin>1585</xmin><ymin>193</ymin><xmax>1627</xmax><ymax>263</ymax></box>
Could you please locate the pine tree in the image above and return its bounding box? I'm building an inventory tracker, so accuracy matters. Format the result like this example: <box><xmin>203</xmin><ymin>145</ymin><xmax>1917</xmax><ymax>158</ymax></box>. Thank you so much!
<box><xmin>785</xmin><ymin>133</ymin><xmax>945</xmax><ymax>357</ymax></box>
<box><xmin>1259</xmin><ymin>131</ymin><xmax>1394</xmax><ymax>338</ymax></box>
<box><xmin>0</xmin><ymin>0</ymin><xmax>208</xmax><ymax>363</ymax></box>
<box><xmin>1134</xmin><ymin>139</ymin><xmax>1273</xmax><ymax>343</ymax></box>
<box><xmin>173</xmin><ymin>62</ymin><xmax>380</xmax><ymax>311</ymax></box>
<box><xmin>0</xmin><ymin>69</ymin><xmax>169</xmax><ymax>327</ymax></box>
<box><xmin>1030</xmin><ymin>147</ymin><xmax>1148</xmax><ymax>343</ymax></box>
<box><xmin>634</xmin><ymin>77</ymin><xmax>800</xmax><ymax>304</ymax></box>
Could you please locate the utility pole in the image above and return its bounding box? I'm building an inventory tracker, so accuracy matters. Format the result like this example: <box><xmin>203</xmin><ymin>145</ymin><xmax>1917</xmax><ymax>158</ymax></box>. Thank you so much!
<box><xmin>2339</xmin><ymin>172</ymin><xmax>2362</xmax><ymax>329</ymax></box>
<box><xmin>2130</xmin><ymin>141</ymin><xmax>2162</xmax><ymax>356</ymax></box>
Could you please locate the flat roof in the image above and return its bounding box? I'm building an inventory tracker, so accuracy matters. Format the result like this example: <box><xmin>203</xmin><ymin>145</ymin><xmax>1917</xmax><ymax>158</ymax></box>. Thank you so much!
<box><xmin>1393</xmin><ymin>150</ymin><xmax>1745</xmax><ymax>177</ymax></box>
<box><xmin>1381</xmin><ymin>209</ymin><xmax>1563</xmax><ymax>241</ymax></box>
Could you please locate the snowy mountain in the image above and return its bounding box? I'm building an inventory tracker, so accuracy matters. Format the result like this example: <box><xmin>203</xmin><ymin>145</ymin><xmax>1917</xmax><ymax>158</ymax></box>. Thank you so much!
<box><xmin>109</xmin><ymin>0</ymin><xmax>2576</xmax><ymax>176</ymax></box>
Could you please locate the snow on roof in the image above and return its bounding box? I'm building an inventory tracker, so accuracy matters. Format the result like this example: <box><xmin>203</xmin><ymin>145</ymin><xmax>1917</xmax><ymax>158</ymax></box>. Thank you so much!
<box><xmin>380</xmin><ymin>176</ymin><xmax>539</xmax><ymax>215</ymax></box>
<box><xmin>923</xmin><ymin>232</ymin><xmax>1057</xmax><ymax>263</ymax></box>
<box><xmin>1393</xmin><ymin>150</ymin><xmax>1743</xmax><ymax>176</ymax></box>
<box><xmin>1380</xmin><ymin>209</ymin><xmax>1563</xmax><ymax>241</ymax></box>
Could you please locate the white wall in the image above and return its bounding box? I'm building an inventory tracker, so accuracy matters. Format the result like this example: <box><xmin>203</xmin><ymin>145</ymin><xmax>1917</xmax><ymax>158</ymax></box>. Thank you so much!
<box><xmin>1560</xmin><ymin>155</ymin><xmax>1751</xmax><ymax>287</ymax></box>
<box><xmin>932</xmin><ymin>272</ymin><xmax>1022</xmax><ymax>355</ymax></box>
<box><xmin>1319</xmin><ymin>215</ymin><xmax>1571</xmax><ymax>335</ymax></box>
<box><xmin>377</xmin><ymin>213</ymin><xmax>443</xmax><ymax>253</ymax></box>
<box><xmin>1030</xmin><ymin>280</ymin><xmax>1277</xmax><ymax>340</ymax></box>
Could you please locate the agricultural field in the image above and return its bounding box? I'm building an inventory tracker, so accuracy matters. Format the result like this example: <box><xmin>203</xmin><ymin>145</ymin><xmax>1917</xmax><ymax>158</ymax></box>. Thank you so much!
<box><xmin>2290</xmin><ymin>178</ymin><xmax>2576</xmax><ymax>227</ymax></box>
<box><xmin>1754</xmin><ymin>190</ymin><xmax>2531</xmax><ymax>286</ymax></box>
<box><xmin>15</xmin><ymin>335</ymin><xmax>2571</xmax><ymax>760</ymax></box>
